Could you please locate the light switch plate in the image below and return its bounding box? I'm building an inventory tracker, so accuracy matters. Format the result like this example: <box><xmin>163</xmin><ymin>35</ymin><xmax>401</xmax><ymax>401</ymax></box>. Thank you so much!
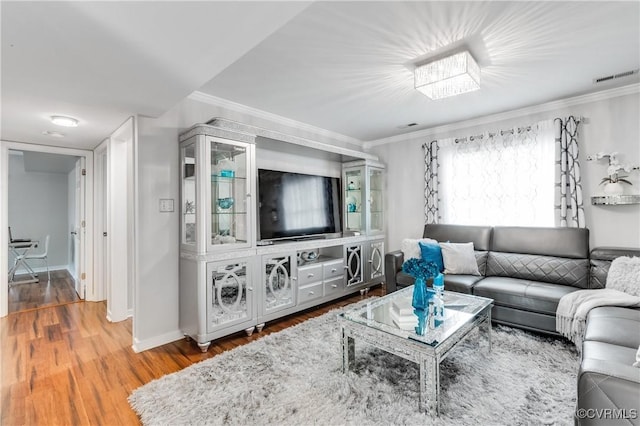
<box><xmin>159</xmin><ymin>199</ymin><xmax>174</xmax><ymax>212</ymax></box>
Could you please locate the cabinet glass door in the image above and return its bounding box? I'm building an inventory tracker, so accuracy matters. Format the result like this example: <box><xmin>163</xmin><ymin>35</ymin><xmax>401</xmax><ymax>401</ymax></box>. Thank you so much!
<box><xmin>345</xmin><ymin>244</ymin><xmax>364</xmax><ymax>287</ymax></box>
<box><xmin>182</xmin><ymin>143</ymin><xmax>197</xmax><ymax>246</ymax></box>
<box><xmin>344</xmin><ymin>168</ymin><xmax>364</xmax><ymax>233</ymax></box>
<box><xmin>367</xmin><ymin>240</ymin><xmax>384</xmax><ymax>280</ymax></box>
<box><xmin>368</xmin><ymin>168</ymin><xmax>384</xmax><ymax>234</ymax></box>
<box><xmin>262</xmin><ymin>254</ymin><xmax>295</xmax><ymax>314</ymax></box>
<box><xmin>210</xmin><ymin>139</ymin><xmax>249</xmax><ymax>246</ymax></box>
<box><xmin>207</xmin><ymin>260</ymin><xmax>253</xmax><ymax>332</ymax></box>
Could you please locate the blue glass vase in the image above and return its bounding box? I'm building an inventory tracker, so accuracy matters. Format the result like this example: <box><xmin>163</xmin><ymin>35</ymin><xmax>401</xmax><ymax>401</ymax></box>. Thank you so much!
<box><xmin>412</xmin><ymin>277</ymin><xmax>428</xmax><ymax>310</ymax></box>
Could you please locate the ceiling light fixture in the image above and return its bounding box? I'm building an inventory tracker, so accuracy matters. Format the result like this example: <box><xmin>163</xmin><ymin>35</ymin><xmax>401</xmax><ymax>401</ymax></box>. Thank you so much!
<box><xmin>414</xmin><ymin>50</ymin><xmax>480</xmax><ymax>100</ymax></box>
<box><xmin>50</xmin><ymin>115</ymin><xmax>79</xmax><ymax>127</ymax></box>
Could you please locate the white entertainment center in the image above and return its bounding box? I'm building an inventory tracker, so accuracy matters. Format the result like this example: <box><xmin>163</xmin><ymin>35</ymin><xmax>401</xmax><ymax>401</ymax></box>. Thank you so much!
<box><xmin>179</xmin><ymin>119</ymin><xmax>385</xmax><ymax>352</ymax></box>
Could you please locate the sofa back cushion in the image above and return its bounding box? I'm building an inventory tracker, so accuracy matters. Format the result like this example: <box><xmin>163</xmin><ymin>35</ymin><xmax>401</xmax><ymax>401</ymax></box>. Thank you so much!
<box><xmin>491</xmin><ymin>226</ymin><xmax>589</xmax><ymax>259</ymax></box>
<box><xmin>423</xmin><ymin>224</ymin><xmax>492</xmax><ymax>251</ymax></box>
<box><xmin>486</xmin><ymin>252</ymin><xmax>590</xmax><ymax>288</ymax></box>
<box><xmin>590</xmin><ymin>247</ymin><xmax>640</xmax><ymax>289</ymax></box>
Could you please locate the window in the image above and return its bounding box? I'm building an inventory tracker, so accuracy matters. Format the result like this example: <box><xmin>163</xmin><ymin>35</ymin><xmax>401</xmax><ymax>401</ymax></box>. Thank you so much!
<box><xmin>438</xmin><ymin>121</ymin><xmax>555</xmax><ymax>227</ymax></box>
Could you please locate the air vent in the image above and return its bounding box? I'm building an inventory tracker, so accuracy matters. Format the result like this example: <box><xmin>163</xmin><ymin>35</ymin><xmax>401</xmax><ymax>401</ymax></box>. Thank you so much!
<box><xmin>397</xmin><ymin>122</ymin><xmax>419</xmax><ymax>129</ymax></box>
<box><xmin>593</xmin><ymin>69</ymin><xmax>639</xmax><ymax>84</ymax></box>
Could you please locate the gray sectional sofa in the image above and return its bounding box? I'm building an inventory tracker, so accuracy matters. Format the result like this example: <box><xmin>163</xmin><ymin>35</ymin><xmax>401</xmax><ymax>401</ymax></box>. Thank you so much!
<box><xmin>386</xmin><ymin>224</ymin><xmax>594</xmax><ymax>335</ymax></box>
<box><xmin>384</xmin><ymin>224</ymin><xmax>640</xmax><ymax>424</ymax></box>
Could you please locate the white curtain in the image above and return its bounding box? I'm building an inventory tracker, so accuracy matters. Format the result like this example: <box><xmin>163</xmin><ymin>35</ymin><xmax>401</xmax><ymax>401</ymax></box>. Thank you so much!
<box><xmin>436</xmin><ymin>120</ymin><xmax>556</xmax><ymax>227</ymax></box>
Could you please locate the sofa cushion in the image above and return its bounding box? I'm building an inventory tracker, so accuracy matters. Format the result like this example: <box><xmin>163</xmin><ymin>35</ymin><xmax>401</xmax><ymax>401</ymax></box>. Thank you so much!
<box><xmin>584</xmin><ymin>307</ymin><xmax>640</xmax><ymax>349</ymax></box>
<box><xmin>443</xmin><ymin>274</ymin><xmax>483</xmax><ymax>294</ymax></box>
<box><xmin>396</xmin><ymin>271</ymin><xmax>415</xmax><ymax>287</ymax></box>
<box><xmin>440</xmin><ymin>242</ymin><xmax>480</xmax><ymax>275</ymax></box>
<box><xmin>582</xmin><ymin>341</ymin><xmax>638</xmax><ymax>365</ymax></box>
<box><xmin>418</xmin><ymin>241</ymin><xmax>444</xmax><ymax>272</ymax></box>
<box><xmin>491</xmin><ymin>226</ymin><xmax>589</xmax><ymax>258</ymax></box>
<box><xmin>473</xmin><ymin>276</ymin><xmax>579</xmax><ymax>315</ymax></box>
<box><xmin>486</xmin><ymin>252</ymin><xmax>590</xmax><ymax>288</ymax></box>
<box><xmin>401</xmin><ymin>238</ymin><xmax>437</xmax><ymax>260</ymax></box>
<box><xmin>423</xmin><ymin>224</ymin><xmax>492</xmax><ymax>251</ymax></box>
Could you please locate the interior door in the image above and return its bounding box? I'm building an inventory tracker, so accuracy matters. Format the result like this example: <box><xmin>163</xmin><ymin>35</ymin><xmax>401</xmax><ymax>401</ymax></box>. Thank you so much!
<box><xmin>73</xmin><ymin>157</ymin><xmax>86</xmax><ymax>299</ymax></box>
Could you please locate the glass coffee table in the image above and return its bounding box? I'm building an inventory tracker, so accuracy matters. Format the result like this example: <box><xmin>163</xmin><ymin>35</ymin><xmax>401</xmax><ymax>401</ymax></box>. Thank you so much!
<box><xmin>338</xmin><ymin>286</ymin><xmax>493</xmax><ymax>416</ymax></box>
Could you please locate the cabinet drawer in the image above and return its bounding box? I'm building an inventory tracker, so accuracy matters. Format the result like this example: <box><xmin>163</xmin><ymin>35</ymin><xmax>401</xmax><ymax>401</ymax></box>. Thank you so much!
<box><xmin>297</xmin><ymin>264</ymin><xmax>322</xmax><ymax>286</ymax></box>
<box><xmin>298</xmin><ymin>282</ymin><xmax>323</xmax><ymax>304</ymax></box>
<box><xmin>323</xmin><ymin>260</ymin><xmax>345</xmax><ymax>280</ymax></box>
<box><xmin>324</xmin><ymin>277</ymin><xmax>343</xmax><ymax>297</ymax></box>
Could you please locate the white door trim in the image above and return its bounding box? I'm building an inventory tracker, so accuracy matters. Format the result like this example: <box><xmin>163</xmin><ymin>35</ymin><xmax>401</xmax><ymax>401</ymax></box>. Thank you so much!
<box><xmin>0</xmin><ymin>141</ymin><xmax>95</xmax><ymax>317</ymax></box>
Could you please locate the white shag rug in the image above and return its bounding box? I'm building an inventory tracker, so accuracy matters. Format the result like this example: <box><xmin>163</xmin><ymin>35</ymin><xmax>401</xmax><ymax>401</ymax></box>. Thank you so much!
<box><xmin>129</xmin><ymin>303</ymin><xmax>579</xmax><ymax>426</ymax></box>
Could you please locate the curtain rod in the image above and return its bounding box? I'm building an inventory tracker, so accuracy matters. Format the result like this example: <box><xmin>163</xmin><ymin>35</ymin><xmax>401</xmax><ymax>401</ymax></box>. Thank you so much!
<box><xmin>453</xmin><ymin>115</ymin><xmax>585</xmax><ymax>144</ymax></box>
<box><xmin>422</xmin><ymin>115</ymin><xmax>585</xmax><ymax>148</ymax></box>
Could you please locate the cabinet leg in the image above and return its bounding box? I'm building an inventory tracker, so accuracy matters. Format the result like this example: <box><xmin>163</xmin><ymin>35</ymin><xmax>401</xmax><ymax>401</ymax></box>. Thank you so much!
<box><xmin>245</xmin><ymin>326</ymin><xmax>256</xmax><ymax>336</ymax></box>
<box><xmin>360</xmin><ymin>289</ymin><xmax>365</xmax><ymax>295</ymax></box>
<box><xmin>256</xmin><ymin>323</ymin><xmax>265</xmax><ymax>332</ymax></box>
<box><xmin>197</xmin><ymin>341</ymin><xmax>211</xmax><ymax>353</ymax></box>
<box><xmin>184</xmin><ymin>334</ymin><xmax>192</xmax><ymax>342</ymax></box>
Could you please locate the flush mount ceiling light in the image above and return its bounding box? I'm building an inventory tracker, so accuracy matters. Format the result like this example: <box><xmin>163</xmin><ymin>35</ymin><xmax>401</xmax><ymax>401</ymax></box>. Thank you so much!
<box><xmin>50</xmin><ymin>115</ymin><xmax>79</xmax><ymax>127</ymax></box>
<box><xmin>414</xmin><ymin>50</ymin><xmax>480</xmax><ymax>100</ymax></box>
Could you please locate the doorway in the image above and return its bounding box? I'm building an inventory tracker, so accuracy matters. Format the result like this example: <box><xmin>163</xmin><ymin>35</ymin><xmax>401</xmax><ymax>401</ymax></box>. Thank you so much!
<box><xmin>0</xmin><ymin>142</ymin><xmax>94</xmax><ymax>318</ymax></box>
<box><xmin>6</xmin><ymin>150</ymin><xmax>85</xmax><ymax>313</ymax></box>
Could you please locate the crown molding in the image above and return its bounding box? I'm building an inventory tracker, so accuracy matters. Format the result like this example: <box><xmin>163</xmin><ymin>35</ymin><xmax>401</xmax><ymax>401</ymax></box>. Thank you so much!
<box><xmin>364</xmin><ymin>83</ymin><xmax>640</xmax><ymax>148</ymax></box>
<box><xmin>188</xmin><ymin>91</ymin><xmax>364</xmax><ymax>148</ymax></box>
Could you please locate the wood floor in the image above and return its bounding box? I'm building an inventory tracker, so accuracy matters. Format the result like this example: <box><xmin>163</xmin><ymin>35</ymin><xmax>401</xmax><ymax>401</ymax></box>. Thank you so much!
<box><xmin>8</xmin><ymin>270</ymin><xmax>80</xmax><ymax>314</ymax></box>
<box><xmin>1</xmin><ymin>286</ymin><xmax>384</xmax><ymax>425</ymax></box>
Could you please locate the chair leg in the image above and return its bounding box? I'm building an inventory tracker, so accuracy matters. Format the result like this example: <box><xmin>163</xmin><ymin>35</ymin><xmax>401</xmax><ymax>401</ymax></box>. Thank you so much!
<box><xmin>46</xmin><ymin>257</ymin><xmax>50</xmax><ymax>282</ymax></box>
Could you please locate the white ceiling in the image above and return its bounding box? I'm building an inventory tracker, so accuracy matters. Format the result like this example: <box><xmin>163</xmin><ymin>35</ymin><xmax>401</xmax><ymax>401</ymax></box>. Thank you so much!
<box><xmin>2</xmin><ymin>1</ymin><xmax>639</xmax><ymax>149</ymax></box>
<box><xmin>1</xmin><ymin>1</ymin><xmax>310</xmax><ymax>150</ymax></box>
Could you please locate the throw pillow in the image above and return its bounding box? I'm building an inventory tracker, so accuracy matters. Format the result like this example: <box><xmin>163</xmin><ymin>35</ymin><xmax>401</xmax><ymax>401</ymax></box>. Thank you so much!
<box><xmin>606</xmin><ymin>256</ymin><xmax>640</xmax><ymax>297</ymax></box>
<box><xmin>440</xmin><ymin>242</ymin><xmax>481</xmax><ymax>275</ymax></box>
<box><xmin>634</xmin><ymin>345</ymin><xmax>640</xmax><ymax>368</ymax></box>
<box><xmin>418</xmin><ymin>241</ymin><xmax>444</xmax><ymax>272</ymax></box>
<box><xmin>401</xmin><ymin>238</ymin><xmax>437</xmax><ymax>260</ymax></box>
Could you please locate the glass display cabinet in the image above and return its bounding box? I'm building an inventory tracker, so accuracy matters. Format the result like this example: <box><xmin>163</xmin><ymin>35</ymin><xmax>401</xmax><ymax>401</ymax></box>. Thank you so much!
<box><xmin>180</xmin><ymin>127</ymin><xmax>255</xmax><ymax>253</ymax></box>
<box><xmin>342</xmin><ymin>161</ymin><xmax>385</xmax><ymax>236</ymax></box>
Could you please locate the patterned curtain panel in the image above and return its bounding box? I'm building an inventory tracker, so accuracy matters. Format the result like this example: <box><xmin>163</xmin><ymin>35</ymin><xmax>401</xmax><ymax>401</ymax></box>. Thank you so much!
<box><xmin>422</xmin><ymin>140</ymin><xmax>439</xmax><ymax>224</ymax></box>
<box><xmin>554</xmin><ymin>116</ymin><xmax>585</xmax><ymax>228</ymax></box>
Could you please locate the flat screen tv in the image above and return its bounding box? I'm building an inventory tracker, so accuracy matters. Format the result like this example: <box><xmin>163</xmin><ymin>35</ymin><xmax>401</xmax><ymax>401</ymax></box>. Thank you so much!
<box><xmin>257</xmin><ymin>169</ymin><xmax>342</xmax><ymax>242</ymax></box>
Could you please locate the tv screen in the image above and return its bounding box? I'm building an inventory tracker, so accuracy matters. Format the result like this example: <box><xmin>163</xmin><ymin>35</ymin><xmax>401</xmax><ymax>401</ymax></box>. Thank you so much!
<box><xmin>258</xmin><ymin>169</ymin><xmax>342</xmax><ymax>242</ymax></box>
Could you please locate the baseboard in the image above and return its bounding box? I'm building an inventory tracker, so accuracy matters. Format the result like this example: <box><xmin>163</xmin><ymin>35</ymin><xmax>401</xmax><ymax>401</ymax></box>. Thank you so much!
<box><xmin>132</xmin><ymin>330</ymin><xmax>184</xmax><ymax>353</ymax></box>
<box><xmin>13</xmin><ymin>264</ymin><xmax>68</xmax><ymax>275</ymax></box>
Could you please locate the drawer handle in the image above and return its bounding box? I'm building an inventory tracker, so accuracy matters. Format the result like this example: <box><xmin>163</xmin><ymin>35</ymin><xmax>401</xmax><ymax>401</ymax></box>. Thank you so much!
<box><xmin>292</xmin><ymin>277</ymin><xmax>298</xmax><ymax>281</ymax></box>
<box><xmin>331</xmin><ymin>268</ymin><xmax>337</xmax><ymax>273</ymax></box>
<box><xmin>331</xmin><ymin>284</ymin><xmax>338</xmax><ymax>288</ymax></box>
<box><xmin>307</xmin><ymin>273</ymin><xmax>314</xmax><ymax>278</ymax></box>
<box><xmin>309</xmin><ymin>291</ymin><xmax>315</xmax><ymax>295</ymax></box>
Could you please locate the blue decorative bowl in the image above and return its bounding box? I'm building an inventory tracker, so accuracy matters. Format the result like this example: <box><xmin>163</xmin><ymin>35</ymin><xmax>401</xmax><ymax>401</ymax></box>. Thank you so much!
<box><xmin>217</xmin><ymin>197</ymin><xmax>234</xmax><ymax>209</ymax></box>
<box><xmin>220</xmin><ymin>170</ymin><xmax>235</xmax><ymax>178</ymax></box>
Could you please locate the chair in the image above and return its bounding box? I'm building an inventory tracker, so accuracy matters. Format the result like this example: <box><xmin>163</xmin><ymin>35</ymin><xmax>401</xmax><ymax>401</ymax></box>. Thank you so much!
<box><xmin>25</xmin><ymin>235</ymin><xmax>50</xmax><ymax>282</ymax></box>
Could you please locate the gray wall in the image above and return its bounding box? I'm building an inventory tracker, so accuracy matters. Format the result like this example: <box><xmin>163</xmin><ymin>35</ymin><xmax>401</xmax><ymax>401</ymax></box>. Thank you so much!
<box><xmin>8</xmin><ymin>152</ymin><xmax>70</xmax><ymax>270</ymax></box>
<box><xmin>371</xmin><ymin>92</ymin><xmax>640</xmax><ymax>253</ymax></box>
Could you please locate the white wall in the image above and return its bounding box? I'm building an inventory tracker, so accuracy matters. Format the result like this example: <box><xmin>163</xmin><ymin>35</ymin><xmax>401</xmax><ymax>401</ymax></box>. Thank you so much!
<box><xmin>370</xmin><ymin>90</ymin><xmax>640</xmax><ymax>252</ymax></box>
<box><xmin>134</xmin><ymin>97</ymin><xmax>360</xmax><ymax>350</ymax></box>
<box><xmin>8</xmin><ymin>152</ymin><xmax>70</xmax><ymax>270</ymax></box>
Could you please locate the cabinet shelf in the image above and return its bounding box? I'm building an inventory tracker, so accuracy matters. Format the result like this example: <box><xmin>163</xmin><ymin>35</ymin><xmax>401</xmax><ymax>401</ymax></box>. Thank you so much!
<box><xmin>212</xmin><ymin>211</ymin><xmax>247</xmax><ymax>215</ymax></box>
<box><xmin>211</xmin><ymin>175</ymin><xmax>246</xmax><ymax>182</ymax></box>
<box><xmin>591</xmin><ymin>195</ymin><xmax>640</xmax><ymax>205</ymax></box>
